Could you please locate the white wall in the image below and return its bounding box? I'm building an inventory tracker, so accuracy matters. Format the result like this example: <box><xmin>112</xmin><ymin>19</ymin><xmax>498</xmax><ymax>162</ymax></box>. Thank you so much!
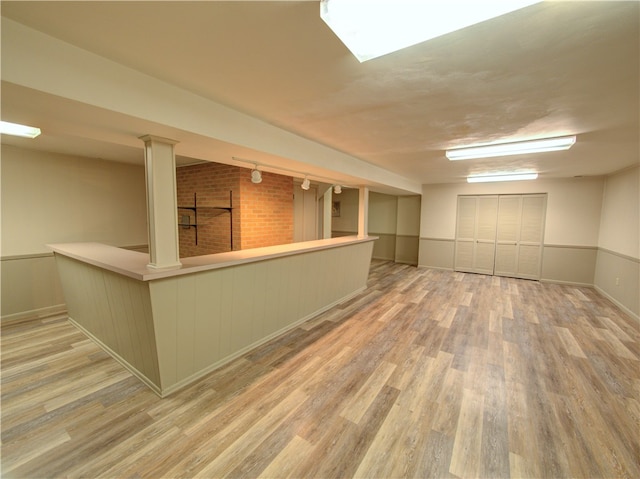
<box><xmin>369</xmin><ymin>192</ymin><xmax>397</xmax><ymax>234</ymax></box>
<box><xmin>1</xmin><ymin>144</ymin><xmax>148</xmax><ymax>319</ymax></box>
<box><xmin>594</xmin><ymin>166</ymin><xmax>639</xmax><ymax>318</ymax></box>
<box><xmin>1</xmin><ymin>145</ymin><xmax>148</xmax><ymax>256</ymax></box>
<box><xmin>598</xmin><ymin>166</ymin><xmax>639</xmax><ymax>258</ymax></box>
<box><xmin>397</xmin><ymin>196</ymin><xmax>421</xmax><ymax>236</ymax></box>
<box><xmin>420</xmin><ymin>177</ymin><xmax>604</xmax><ymax>246</ymax></box>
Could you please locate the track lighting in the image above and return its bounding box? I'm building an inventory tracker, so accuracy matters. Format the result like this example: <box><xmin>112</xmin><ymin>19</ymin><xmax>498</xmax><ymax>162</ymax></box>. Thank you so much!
<box><xmin>232</xmin><ymin>157</ymin><xmax>349</xmax><ymax>192</ymax></box>
<box><xmin>251</xmin><ymin>166</ymin><xmax>262</xmax><ymax>184</ymax></box>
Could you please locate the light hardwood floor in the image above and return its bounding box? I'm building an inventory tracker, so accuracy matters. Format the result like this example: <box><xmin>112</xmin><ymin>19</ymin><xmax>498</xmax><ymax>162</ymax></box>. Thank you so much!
<box><xmin>2</xmin><ymin>261</ymin><xmax>639</xmax><ymax>478</ymax></box>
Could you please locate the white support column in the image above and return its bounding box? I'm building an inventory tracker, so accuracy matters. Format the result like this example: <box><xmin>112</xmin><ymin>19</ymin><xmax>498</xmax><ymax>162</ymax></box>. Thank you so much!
<box><xmin>140</xmin><ymin>135</ymin><xmax>181</xmax><ymax>269</ymax></box>
<box><xmin>358</xmin><ymin>186</ymin><xmax>369</xmax><ymax>238</ymax></box>
<box><xmin>323</xmin><ymin>188</ymin><xmax>333</xmax><ymax>239</ymax></box>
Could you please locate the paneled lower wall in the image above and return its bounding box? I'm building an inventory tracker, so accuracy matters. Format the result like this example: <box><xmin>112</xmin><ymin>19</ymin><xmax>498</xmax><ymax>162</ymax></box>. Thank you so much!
<box><xmin>56</xmin><ymin>254</ymin><xmax>162</xmax><ymax>392</ymax></box>
<box><xmin>1</xmin><ymin>253</ymin><xmax>66</xmax><ymax>321</ymax></box>
<box><xmin>150</xmin><ymin>240</ymin><xmax>373</xmax><ymax>394</ymax></box>
<box><xmin>418</xmin><ymin>238</ymin><xmax>455</xmax><ymax>271</ymax></box>
<box><xmin>55</xmin><ymin>239</ymin><xmax>374</xmax><ymax>396</ymax></box>
<box><xmin>594</xmin><ymin>248</ymin><xmax>639</xmax><ymax>319</ymax></box>
<box><xmin>371</xmin><ymin>233</ymin><xmax>396</xmax><ymax>261</ymax></box>
<box><xmin>395</xmin><ymin>235</ymin><xmax>419</xmax><ymax>265</ymax></box>
<box><xmin>540</xmin><ymin>245</ymin><xmax>597</xmax><ymax>286</ymax></box>
<box><xmin>1</xmin><ymin>245</ymin><xmax>149</xmax><ymax>322</ymax></box>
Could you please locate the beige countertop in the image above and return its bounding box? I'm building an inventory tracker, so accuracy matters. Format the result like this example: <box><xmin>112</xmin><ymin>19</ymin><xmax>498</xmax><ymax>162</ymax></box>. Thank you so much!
<box><xmin>48</xmin><ymin>236</ymin><xmax>377</xmax><ymax>281</ymax></box>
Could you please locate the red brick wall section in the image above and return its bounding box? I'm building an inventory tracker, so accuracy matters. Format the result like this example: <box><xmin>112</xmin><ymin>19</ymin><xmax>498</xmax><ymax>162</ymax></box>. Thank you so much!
<box><xmin>176</xmin><ymin>162</ymin><xmax>293</xmax><ymax>258</ymax></box>
<box><xmin>239</xmin><ymin>169</ymin><xmax>294</xmax><ymax>250</ymax></box>
<box><xmin>176</xmin><ymin>163</ymin><xmax>240</xmax><ymax>258</ymax></box>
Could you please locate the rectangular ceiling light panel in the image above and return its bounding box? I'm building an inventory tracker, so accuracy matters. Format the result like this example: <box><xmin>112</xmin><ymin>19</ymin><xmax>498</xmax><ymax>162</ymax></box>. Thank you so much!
<box><xmin>320</xmin><ymin>0</ymin><xmax>541</xmax><ymax>62</ymax></box>
<box><xmin>0</xmin><ymin>120</ymin><xmax>41</xmax><ymax>138</ymax></box>
<box><xmin>467</xmin><ymin>172</ymin><xmax>538</xmax><ymax>183</ymax></box>
<box><xmin>447</xmin><ymin>136</ymin><xmax>576</xmax><ymax>161</ymax></box>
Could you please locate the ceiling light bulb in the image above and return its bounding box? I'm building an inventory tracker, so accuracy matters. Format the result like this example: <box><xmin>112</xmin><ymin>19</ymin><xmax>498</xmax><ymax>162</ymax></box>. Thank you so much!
<box><xmin>251</xmin><ymin>168</ymin><xmax>262</xmax><ymax>184</ymax></box>
<box><xmin>0</xmin><ymin>120</ymin><xmax>41</xmax><ymax>138</ymax></box>
<box><xmin>301</xmin><ymin>177</ymin><xmax>311</xmax><ymax>190</ymax></box>
<box><xmin>334</xmin><ymin>185</ymin><xmax>342</xmax><ymax>194</ymax></box>
<box><xmin>447</xmin><ymin>136</ymin><xmax>576</xmax><ymax>160</ymax></box>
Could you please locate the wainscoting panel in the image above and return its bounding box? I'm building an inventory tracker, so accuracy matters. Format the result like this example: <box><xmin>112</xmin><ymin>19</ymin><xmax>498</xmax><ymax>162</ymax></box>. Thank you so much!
<box><xmin>418</xmin><ymin>238</ymin><xmax>455</xmax><ymax>270</ymax></box>
<box><xmin>594</xmin><ymin>248</ymin><xmax>639</xmax><ymax>319</ymax></box>
<box><xmin>371</xmin><ymin>233</ymin><xmax>396</xmax><ymax>261</ymax></box>
<box><xmin>395</xmin><ymin>235</ymin><xmax>419</xmax><ymax>265</ymax></box>
<box><xmin>148</xmin><ymin>240</ymin><xmax>374</xmax><ymax>394</ymax></box>
<box><xmin>541</xmin><ymin>245</ymin><xmax>597</xmax><ymax>286</ymax></box>
<box><xmin>1</xmin><ymin>253</ymin><xmax>66</xmax><ymax>321</ymax></box>
<box><xmin>55</xmin><ymin>254</ymin><xmax>161</xmax><ymax>390</ymax></box>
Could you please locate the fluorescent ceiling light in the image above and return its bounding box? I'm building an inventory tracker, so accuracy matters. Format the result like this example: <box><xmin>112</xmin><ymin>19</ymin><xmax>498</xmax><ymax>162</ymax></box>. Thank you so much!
<box><xmin>320</xmin><ymin>0</ymin><xmax>541</xmax><ymax>62</ymax></box>
<box><xmin>447</xmin><ymin>135</ymin><xmax>576</xmax><ymax>160</ymax></box>
<box><xmin>467</xmin><ymin>172</ymin><xmax>538</xmax><ymax>183</ymax></box>
<box><xmin>0</xmin><ymin>120</ymin><xmax>41</xmax><ymax>138</ymax></box>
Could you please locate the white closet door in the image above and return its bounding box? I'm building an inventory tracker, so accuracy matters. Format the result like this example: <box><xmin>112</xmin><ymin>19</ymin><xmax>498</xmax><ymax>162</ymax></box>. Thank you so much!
<box><xmin>495</xmin><ymin>194</ymin><xmax>546</xmax><ymax>280</ymax></box>
<box><xmin>454</xmin><ymin>196</ymin><xmax>498</xmax><ymax>274</ymax></box>
<box><xmin>474</xmin><ymin>196</ymin><xmax>498</xmax><ymax>274</ymax></box>
<box><xmin>517</xmin><ymin>194</ymin><xmax>546</xmax><ymax>279</ymax></box>
<box><xmin>454</xmin><ymin>196</ymin><xmax>477</xmax><ymax>272</ymax></box>
<box><xmin>494</xmin><ymin>195</ymin><xmax>522</xmax><ymax>277</ymax></box>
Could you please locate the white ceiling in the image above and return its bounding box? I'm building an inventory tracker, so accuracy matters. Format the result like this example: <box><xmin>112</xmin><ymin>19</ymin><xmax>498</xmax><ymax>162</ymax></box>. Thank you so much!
<box><xmin>1</xmin><ymin>0</ymin><xmax>638</xmax><ymax>191</ymax></box>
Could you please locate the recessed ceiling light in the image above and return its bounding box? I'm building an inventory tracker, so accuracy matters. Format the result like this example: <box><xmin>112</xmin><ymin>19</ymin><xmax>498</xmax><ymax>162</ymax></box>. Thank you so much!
<box><xmin>467</xmin><ymin>172</ymin><xmax>538</xmax><ymax>183</ymax></box>
<box><xmin>0</xmin><ymin>120</ymin><xmax>41</xmax><ymax>138</ymax></box>
<box><xmin>447</xmin><ymin>136</ymin><xmax>576</xmax><ymax>161</ymax></box>
<box><xmin>320</xmin><ymin>0</ymin><xmax>541</xmax><ymax>62</ymax></box>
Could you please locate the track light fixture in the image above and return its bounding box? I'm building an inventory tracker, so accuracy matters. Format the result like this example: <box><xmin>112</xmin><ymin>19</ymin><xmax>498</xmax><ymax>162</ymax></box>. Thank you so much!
<box><xmin>251</xmin><ymin>166</ymin><xmax>262</xmax><ymax>184</ymax></box>
<box><xmin>232</xmin><ymin>157</ymin><xmax>350</xmax><ymax>192</ymax></box>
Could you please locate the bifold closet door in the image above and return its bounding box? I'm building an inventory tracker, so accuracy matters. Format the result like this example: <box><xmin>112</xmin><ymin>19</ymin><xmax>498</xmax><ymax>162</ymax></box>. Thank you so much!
<box><xmin>494</xmin><ymin>196</ymin><xmax>522</xmax><ymax>276</ymax></box>
<box><xmin>517</xmin><ymin>194</ymin><xmax>546</xmax><ymax>279</ymax></box>
<box><xmin>494</xmin><ymin>194</ymin><xmax>546</xmax><ymax>280</ymax></box>
<box><xmin>454</xmin><ymin>195</ymin><xmax>498</xmax><ymax>275</ymax></box>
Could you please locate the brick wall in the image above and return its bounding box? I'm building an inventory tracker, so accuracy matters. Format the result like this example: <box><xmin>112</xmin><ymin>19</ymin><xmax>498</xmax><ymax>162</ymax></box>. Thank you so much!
<box><xmin>239</xmin><ymin>169</ymin><xmax>294</xmax><ymax>250</ymax></box>
<box><xmin>176</xmin><ymin>162</ymin><xmax>293</xmax><ymax>258</ymax></box>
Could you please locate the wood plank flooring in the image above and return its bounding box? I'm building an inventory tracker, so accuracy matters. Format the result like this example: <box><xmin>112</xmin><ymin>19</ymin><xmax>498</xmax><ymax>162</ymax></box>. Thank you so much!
<box><xmin>2</xmin><ymin>261</ymin><xmax>639</xmax><ymax>478</ymax></box>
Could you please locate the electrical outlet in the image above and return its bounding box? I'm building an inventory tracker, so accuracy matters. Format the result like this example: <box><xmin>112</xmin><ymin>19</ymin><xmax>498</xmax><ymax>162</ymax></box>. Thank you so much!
<box><xmin>615</xmin><ymin>277</ymin><xmax>620</xmax><ymax>286</ymax></box>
